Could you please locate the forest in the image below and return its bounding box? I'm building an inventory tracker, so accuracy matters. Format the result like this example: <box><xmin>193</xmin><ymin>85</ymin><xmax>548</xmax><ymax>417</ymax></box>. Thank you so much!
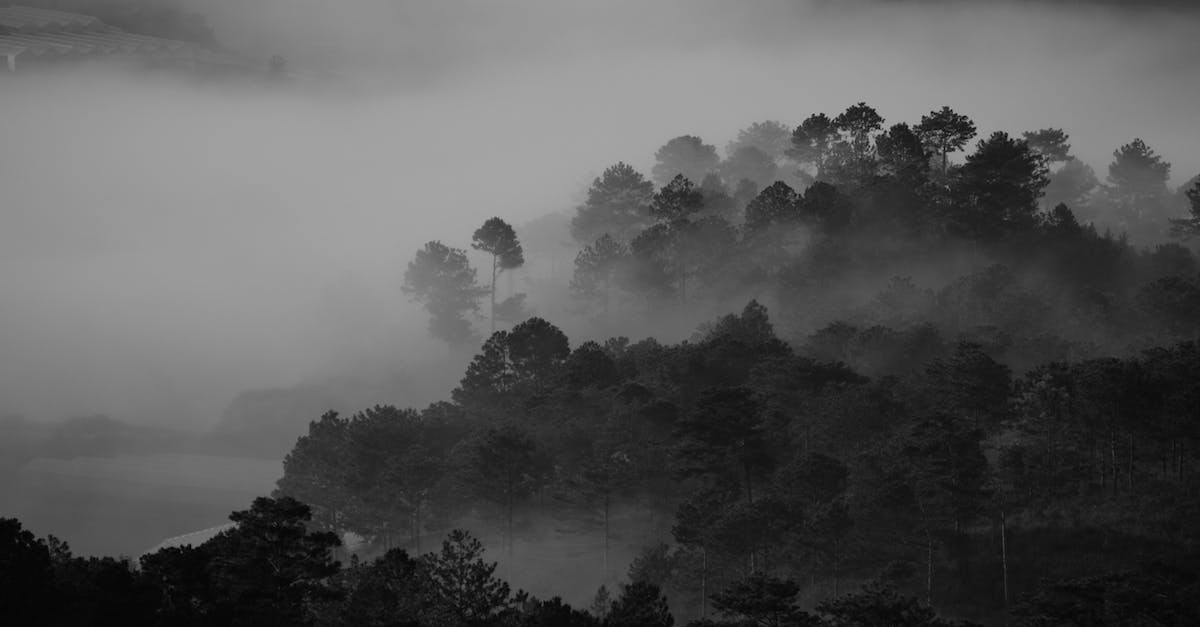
<box><xmin>4</xmin><ymin>97</ymin><xmax>1200</xmax><ymax>627</ymax></box>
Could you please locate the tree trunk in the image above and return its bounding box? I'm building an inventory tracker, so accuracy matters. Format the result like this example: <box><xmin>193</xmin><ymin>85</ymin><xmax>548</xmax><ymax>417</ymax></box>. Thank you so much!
<box><xmin>602</xmin><ymin>276</ymin><xmax>611</xmax><ymax>319</ymax></box>
<box><xmin>490</xmin><ymin>255</ymin><xmax>498</xmax><ymax>334</ymax></box>
<box><xmin>1001</xmin><ymin>509</ymin><xmax>1010</xmax><ymax>621</ymax></box>
<box><xmin>507</xmin><ymin>495</ymin><xmax>514</xmax><ymax>582</ymax></box>
<box><xmin>701</xmin><ymin>546</ymin><xmax>708</xmax><ymax>619</ymax></box>
<box><xmin>1110</xmin><ymin>429</ymin><xmax>1118</xmax><ymax>496</ymax></box>
<box><xmin>603</xmin><ymin>493</ymin><xmax>610</xmax><ymax>583</ymax></box>
<box><xmin>833</xmin><ymin>539</ymin><xmax>840</xmax><ymax>597</ymax></box>
<box><xmin>926</xmin><ymin>530</ymin><xmax>934</xmax><ymax>607</ymax></box>
<box><xmin>1128</xmin><ymin>434</ymin><xmax>1135</xmax><ymax>492</ymax></box>
<box><xmin>916</xmin><ymin>496</ymin><xmax>933</xmax><ymax>607</ymax></box>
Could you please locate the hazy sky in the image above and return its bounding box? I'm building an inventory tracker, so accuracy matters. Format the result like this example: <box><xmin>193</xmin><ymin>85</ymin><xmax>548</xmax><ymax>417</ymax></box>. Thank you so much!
<box><xmin>1</xmin><ymin>0</ymin><xmax>1198</xmax><ymax>430</ymax></box>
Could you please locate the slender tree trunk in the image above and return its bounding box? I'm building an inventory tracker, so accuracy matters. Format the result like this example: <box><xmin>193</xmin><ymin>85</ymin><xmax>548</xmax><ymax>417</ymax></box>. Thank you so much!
<box><xmin>507</xmin><ymin>494</ymin><xmax>514</xmax><ymax>581</ymax></box>
<box><xmin>603</xmin><ymin>493</ymin><xmax>610</xmax><ymax>582</ymax></box>
<box><xmin>490</xmin><ymin>255</ymin><xmax>498</xmax><ymax>334</ymax></box>
<box><xmin>833</xmin><ymin>539</ymin><xmax>840</xmax><ymax>597</ymax></box>
<box><xmin>744</xmin><ymin>462</ymin><xmax>756</xmax><ymax>573</ymax></box>
<box><xmin>1001</xmin><ymin>509</ymin><xmax>1010</xmax><ymax>622</ymax></box>
<box><xmin>603</xmin><ymin>276</ymin><xmax>611</xmax><ymax>320</ymax></box>
<box><xmin>701</xmin><ymin>546</ymin><xmax>708</xmax><ymax>619</ymax></box>
<box><xmin>926</xmin><ymin>530</ymin><xmax>934</xmax><ymax>607</ymax></box>
<box><xmin>1128</xmin><ymin>434</ymin><xmax>1135</xmax><ymax>491</ymax></box>
<box><xmin>916</xmin><ymin>496</ymin><xmax>933</xmax><ymax>607</ymax></box>
<box><xmin>744</xmin><ymin>463</ymin><xmax>754</xmax><ymax>506</ymax></box>
<box><xmin>1110</xmin><ymin>429</ymin><xmax>1118</xmax><ymax>496</ymax></box>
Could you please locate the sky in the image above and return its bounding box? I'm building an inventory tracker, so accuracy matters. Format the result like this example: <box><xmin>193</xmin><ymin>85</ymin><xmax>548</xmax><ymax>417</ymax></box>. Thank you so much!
<box><xmin>1</xmin><ymin>0</ymin><xmax>1198</xmax><ymax>431</ymax></box>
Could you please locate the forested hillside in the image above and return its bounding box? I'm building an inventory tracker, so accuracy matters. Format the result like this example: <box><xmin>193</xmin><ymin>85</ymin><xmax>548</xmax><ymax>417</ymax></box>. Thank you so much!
<box><xmin>4</xmin><ymin>100</ymin><xmax>1200</xmax><ymax>626</ymax></box>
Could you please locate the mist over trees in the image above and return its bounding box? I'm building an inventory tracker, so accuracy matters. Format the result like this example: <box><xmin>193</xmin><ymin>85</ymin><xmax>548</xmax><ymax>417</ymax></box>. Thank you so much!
<box><xmin>5</xmin><ymin>6</ymin><xmax>1200</xmax><ymax>617</ymax></box>
<box><xmin>264</xmin><ymin>98</ymin><xmax>1197</xmax><ymax>625</ymax></box>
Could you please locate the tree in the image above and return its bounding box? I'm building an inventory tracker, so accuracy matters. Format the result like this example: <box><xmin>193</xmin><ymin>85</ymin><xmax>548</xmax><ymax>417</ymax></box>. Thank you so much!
<box><xmin>710</xmin><ymin>573</ymin><xmax>817</xmax><ymax>627</ymax></box>
<box><xmin>1170</xmin><ymin>179</ymin><xmax>1200</xmax><ymax>239</ymax></box>
<box><xmin>700</xmin><ymin>173</ymin><xmax>741</xmax><ymax>223</ymax></box>
<box><xmin>816</xmin><ymin>583</ymin><xmax>973</xmax><ymax>626</ymax></box>
<box><xmin>834</xmin><ymin>102</ymin><xmax>885</xmax><ymax>182</ymax></box>
<box><xmin>1138</xmin><ymin>275</ymin><xmax>1200</xmax><ymax>338</ymax></box>
<box><xmin>799</xmin><ymin>182</ymin><xmax>854</xmax><ymax>234</ymax></box>
<box><xmin>672</xmin><ymin>487</ymin><xmax>728</xmax><ymax>617</ymax></box>
<box><xmin>507</xmin><ymin>317</ymin><xmax>571</xmax><ymax>389</ymax></box>
<box><xmin>572</xmin><ymin>162</ymin><xmax>656</xmax><ymax>244</ymax></box>
<box><xmin>1022</xmin><ymin>128</ymin><xmax>1072</xmax><ymax>165</ymax></box>
<box><xmin>1043</xmin><ymin>158</ymin><xmax>1099</xmax><ymax>211</ymax></box>
<box><xmin>341</xmin><ymin>406</ymin><xmax>445</xmax><ymax>551</ymax></box>
<box><xmin>924</xmin><ymin>342</ymin><xmax>1012</xmax><ymax>430</ymax></box>
<box><xmin>951</xmin><ymin>132</ymin><xmax>1049</xmax><ymax>241</ymax></box>
<box><xmin>627</xmin><ymin>223</ymin><xmax>680</xmax><ymax>299</ymax></box>
<box><xmin>566</xmin><ymin>448</ymin><xmax>636</xmax><ymax>582</ymax></box>
<box><xmin>473</xmin><ymin>217</ymin><xmax>525</xmax><ymax>334</ymax></box>
<box><xmin>877</xmin><ymin>123</ymin><xmax>931</xmax><ymax>181</ymax></box>
<box><xmin>675</xmin><ymin>387</ymin><xmax>773</xmax><ymax>507</ymax></box>
<box><xmin>403</xmin><ymin>241</ymin><xmax>485</xmax><ymax>346</ymax></box>
<box><xmin>277</xmin><ymin>411</ymin><xmax>351</xmax><ymax>533</ymax></box>
<box><xmin>453</xmin><ymin>318</ymin><xmax>568</xmax><ymax>406</ymax></box>
<box><xmin>744</xmin><ymin>181</ymin><xmax>801</xmax><ymax>234</ymax></box>
<box><xmin>460</xmin><ymin>425</ymin><xmax>551</xmax><ymax>570</ymax></box>
<box><xmin>566</xmin><ymin>341</ymin><xmax>621</xmax><ymax>390</ymax></box>
<box><xmin>787</xmin><ymin>113</ymin><xmax>840</xmax><ymax>180</ymax></box>
<box><xmin>1013</xmin><ymin>565</ymin><xmax>1200</xmax><ymax>627</ymax></box>
<box><xmin>653</xmin><ymin>135</ymin><xmax>720</xmax><ymax>186</ymax></box>
<box><xmin>773</xmin><ymin>453</ymin><xmax>854</xmax><ymax>595</ymax></box>
<box><xmin>672</xmin><ymin>216</ymin><xmax>739</xmax><ymax>302</ymax></box>
<box><xmin>727</xmin><ymin>121</ymin><xmax>793</xmax><ymax>162</ymax></box>
<box><xmin>0</xmin><ymin>518</ymin><xmax>57</xmax><ymax>624</ymax></box>
<box><xmin>651</xmin><ymin>175</ymin><xmax>706</xmax><ymax>223</ymax></box>
<box><xmin>519</xmin><ymin>595</ymin><xmax>599</xmax><ymax>626</ymax></box>
<box><xmin>835</xmin><ymin>102</ymin><xmax>884</xmax><ymax>151</ymax></box>
<box><xmin>198</xmin><ymin>497</ymin><xmax>342</xmax><ymax>626</ymax></box>
<box><xmin>420</xmin><ymin>530</ymin><xmax>513</xmax><ymax>626</ymax></box>
<box><xmin>320</xmin><ymin>549</ymin><xmax>430</xmax><ymax>627</ymax></box>
<box><xmin>1108</xmin><ymin>138</ymin><xmax>1171</xmax><ymax>205</ymax></box>
<box><xmin>572</xmin><ymin>234</ymin><xmax>630</xmax><ymax>316</ymax></box>
<box><xmin>916</xmin><ymin>106</ymin><xmax>977</xmax><ymax>177</ymax></box>
<box><xmin>605</xmin><ymin>581</ymin><xmax>674</xmax><ymax>627</ymax></box>
<box><xmin>1107</xmin><ymin>138</ymin><xmax>1172</xmax><ymax>238</ymax></box>
<box><xmin>721</xmin><ymin>146</ymin><xmax>779</xmax><ymax>190</ymax></box>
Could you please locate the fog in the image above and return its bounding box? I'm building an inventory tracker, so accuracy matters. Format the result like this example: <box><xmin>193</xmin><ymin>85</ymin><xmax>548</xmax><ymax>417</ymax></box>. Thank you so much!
<box><xmin>2</xmin><ymin>0</ymin><xmax>1199</xmax><ymax>435</ymax></box>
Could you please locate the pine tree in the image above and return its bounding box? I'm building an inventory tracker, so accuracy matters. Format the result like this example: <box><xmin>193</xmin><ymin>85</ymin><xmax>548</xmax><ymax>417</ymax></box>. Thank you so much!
<box><xmin>472</xmin><ymin>217</ymin><xmax>525</xmax><ymax>334</ymax></box>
